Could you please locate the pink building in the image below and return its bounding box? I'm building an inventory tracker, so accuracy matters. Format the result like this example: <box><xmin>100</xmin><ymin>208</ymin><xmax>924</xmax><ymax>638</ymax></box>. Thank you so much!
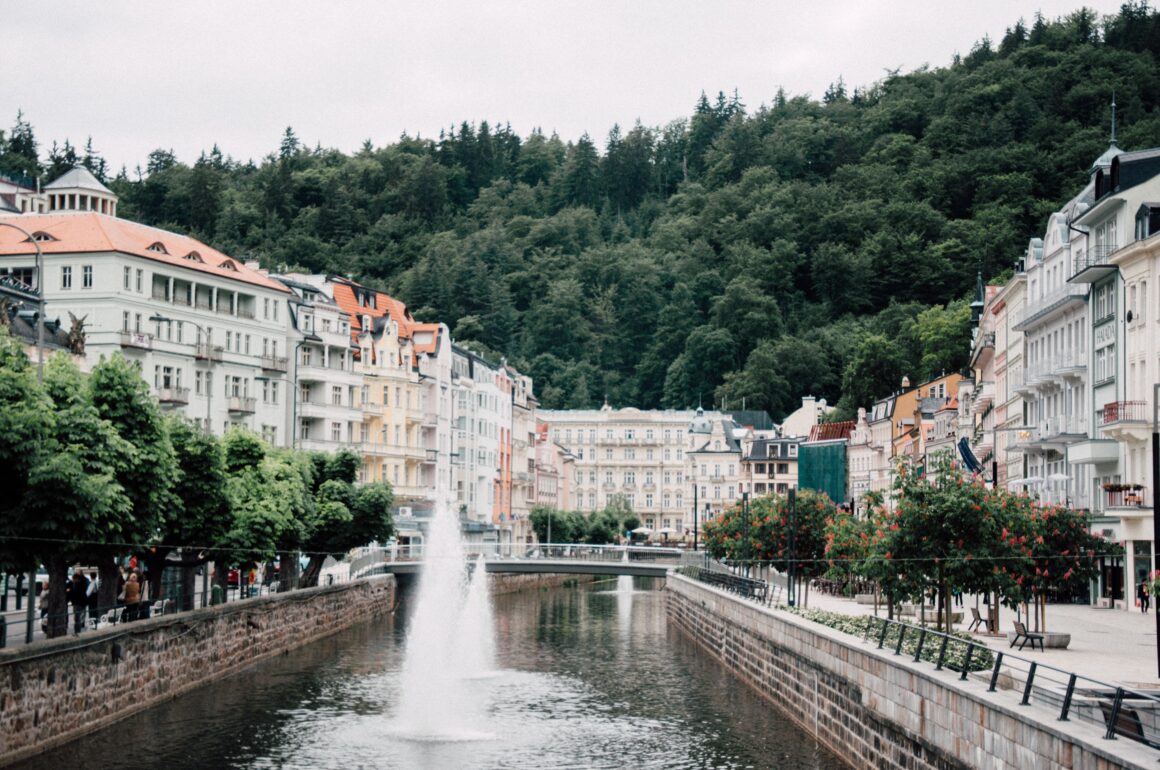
<box><xmin>534</xmin><ymin>422</ymin><xmax>576</xmax><ymax>512</ymax></box>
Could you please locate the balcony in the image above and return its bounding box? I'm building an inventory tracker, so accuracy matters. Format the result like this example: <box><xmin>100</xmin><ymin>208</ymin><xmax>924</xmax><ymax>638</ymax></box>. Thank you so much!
<box><xmin>227</xmin><ymin>396</ymin><xmax>256</xmax><ymax>415</ymax></box>
<box><xmin>261</xmin><ymin>354</ymin><xmax>288</xmax><ymax>373</ymax></box>
<box><xmin>1104</xmin><ymin>486</ymin><xmax>1148</xmax><ymax>510</ymax></box>
<box><xmin>1071</xmin><ymin>245</ymin><xmax>1119</xmax><ymax>284</ymax></box>
<box><xmin>1013</xmin><ymin>283</ymin><xmax>1087</xmax><ymax>331</ymax></box>
<box><xmin>1099</xmin><ymin>400</ymin><xmax>1151</xmax><ymax>441</ymax></box>
<box><xmin>157</xmin><ymin>387</ymin><xmax>190</xmax><ymax>406</ymax></box>
<box><xmin>195</xmin><ymin>343</ymin><xmax>224</xmax><ymax>362</ymax></box>
<box><xmin>971</xmin><ymin>381</ymin><xmax>994</xmax><ymax>414</ymax></box>
<box><xmin>119</xmin><ymin>331</ymin><xmax>152</xmax><ymax>350</ymax></box>
<box><xmin>423</xmin><ymin>449</ymin><xmax>438</xmax><ymax>464</ymax></box>
<box><xmin>1101</xmin><ymin>400</ymin><xmax>1148</xmax><ymax>425</ymax></box>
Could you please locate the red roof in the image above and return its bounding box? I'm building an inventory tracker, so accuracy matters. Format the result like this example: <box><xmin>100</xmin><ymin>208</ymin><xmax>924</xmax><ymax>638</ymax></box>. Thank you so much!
<box><xmin>0</xmin><ymin>213</ymin><xmax>289</xmax><ymax>293</ymax></box>
<box><xmin>807</xmin><ymin>420</ymin><xmax>855</xmax><ymax>443</ymax></box>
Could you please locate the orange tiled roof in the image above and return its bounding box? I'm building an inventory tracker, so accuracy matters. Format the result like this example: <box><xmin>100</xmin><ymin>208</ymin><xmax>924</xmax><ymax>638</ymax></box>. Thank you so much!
<box><xmin>0</xmin><ymin>213</ymin><xmax>289</xmax><ymax>293</ymax></box>
<box><xmin>330</xmin><ymin>278</ymin><xmax>414</xmax><ymax>336</ymax></box>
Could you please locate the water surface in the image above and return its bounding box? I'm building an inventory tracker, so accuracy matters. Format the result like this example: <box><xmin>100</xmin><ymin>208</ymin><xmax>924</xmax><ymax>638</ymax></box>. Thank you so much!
<box><xmin>19</xmin><ymin>580</ymin><xmax>843</xmax><ymax>769</ymax></box>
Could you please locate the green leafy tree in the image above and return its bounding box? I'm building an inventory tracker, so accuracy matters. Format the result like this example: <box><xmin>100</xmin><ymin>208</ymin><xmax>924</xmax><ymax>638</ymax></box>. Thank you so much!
<box><xmin>87</xmin><ymin>353</ymin><xmax>178</xmax><ymax>611</ymax></box>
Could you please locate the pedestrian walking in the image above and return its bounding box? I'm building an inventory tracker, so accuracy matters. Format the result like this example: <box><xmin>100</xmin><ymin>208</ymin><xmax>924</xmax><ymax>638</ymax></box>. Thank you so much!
<box><xmin>1138</xmin><ymin>581</ymin><xmax>1150</xmax><ymax>614</ymax></box>
<box><xmin>122</xmin><ymin>573</ymin><xmax>141</xmax><ymax>622</ymax></box>
<box><xmin>86</xmin><ymin>572</ymin><xmax>100</xmax><ymax>625</ymax></box>
<box><xmin>67</xmin><ymin>571</ymin><xmax>90</xmax><ymax>633</ymax></box>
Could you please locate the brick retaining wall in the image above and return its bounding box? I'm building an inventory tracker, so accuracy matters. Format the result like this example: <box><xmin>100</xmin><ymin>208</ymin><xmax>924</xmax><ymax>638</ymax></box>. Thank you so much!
<box><xmin>488</xmin><ymin>572</ymin><xmax>601</xmax><ymax>595</ymax></box>
<box><xmin>0</xmin><ymin>575</ymin><xmax>395</xmax><ymax>767</ymax></box>
<box><xmin>666</xmin><ymin>574</ymin><xmax>1153</xmax><ymax>770</ymax></box>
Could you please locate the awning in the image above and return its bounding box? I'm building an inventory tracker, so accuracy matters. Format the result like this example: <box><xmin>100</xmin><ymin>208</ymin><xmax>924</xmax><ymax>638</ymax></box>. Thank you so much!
<box><xmin>958</xmin><ymin>437</ymin><xmax>983</xmax><ymax>475</ymax></box>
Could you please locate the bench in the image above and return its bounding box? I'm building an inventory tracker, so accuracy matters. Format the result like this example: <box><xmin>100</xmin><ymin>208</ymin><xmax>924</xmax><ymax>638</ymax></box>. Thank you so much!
<box><xmin>1100</xmin><ymin>700</ymin><xmax>1160</xmax><ymax>749</ymax></box>
<box><xmin>1011</xmin><ymin>620</ymin><xmax>1044</xmax><ymax>651</ymax></box>
<box><xmin>968</xmin><ymin>607</ymin><xmax>990</xmax><ymax>633</ymax></box>
<box><xmin>691</xmin><ymin>567</ymin><xmax>768</xmax><ymax>601</ymax></box>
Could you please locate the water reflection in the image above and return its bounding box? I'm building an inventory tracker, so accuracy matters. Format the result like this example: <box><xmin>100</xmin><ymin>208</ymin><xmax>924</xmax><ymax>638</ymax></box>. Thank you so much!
<box><xmin>18</xmin><ymin>583</ymin><xmax>842</xmax><ymax>769</ymax></box>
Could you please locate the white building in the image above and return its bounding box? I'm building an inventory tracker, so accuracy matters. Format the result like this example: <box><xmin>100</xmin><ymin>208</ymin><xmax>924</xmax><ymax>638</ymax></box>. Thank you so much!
<box><xmin>0</xmin><ymin>178</ymin><xmax>295</xmax><ymax>439</ymax></box>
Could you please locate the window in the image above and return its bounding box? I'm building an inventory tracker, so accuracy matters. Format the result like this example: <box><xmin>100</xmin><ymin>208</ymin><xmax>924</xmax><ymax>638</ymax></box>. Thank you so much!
<box><xmin>134</xmin><ymin>313</ymin><xmax>142</xmax><ymax>332</ymax></box>
<box><xmin>244</xmin><ymin>334</ymin><xmax>251</xmax><ymax>355</ymax></box>
<box><xmin>123</xmin><ymin>266</ymin><xmax>131</xmax><ymax>289</ymax></box>
<box><xmin>714</xmin><ymin>486</ymin><xmax>721</xmax><ymax>499</ymax></box>
<box><xmin>645</xmin><ymin>494</ymin><xmax>654</xmax><ymax>508</ymax></box>
<box><xmin>82</xmin><ymin>265</ymin><xmax>92</xmax><ymax>288</ymax></box>
<box><xmin>226</xmin><ymin>331</ymin><xmax>233</xmax><ymax>351</ymax></box>
<box><xmin>263</xmin><ymin>298</ymin><xmax>270</xmax><ymax>319</ymax></box>
<box><xmin>777</xmin><ymin>463</ymin><xmax>789</xmax><ymax>475</ymax></box>
<box><xmin>605</xmin><ymin>471</ymin><xmax>613</xmax><ymax>484</ymax></box>
<box><xmin>588</xmin><ymin>471</ymin><xmax>596</xmax><ymax>483</ymax></box>
<box><xmin>605</xmin><ymin>448</ymin><xmax>613</xmax><ymax>460</ymax></box>
<box><xmin>645</xmin><ymin>429</ymin><xmax>654</xmax><ymax>441</ymax></box>
<box><xmin>331</xmin><ymin>422</ymin><xmax>342</xmax><ymax>442</ymax></box>
<box><xmin>122</xmin><ymin>311</ymin><xmax>130</xmax><ymax>331</ymax></box>
<box><xmin>331</xmin><ymin>385</ymin><xmax>343</xmax><ymax>405</ymax></box>
<box><xmin>60</xmin><ymin>266</ymin><xmax>72</xmax><ymax>289</ymax></box>
<box><xmin>623</xmin><ymin>471</ymin><xmax>635</xmax><ymax>485</ymax></box>
<box><xmin>135</xmin><ymin>269</ymin><xmax>143</xmax><ymax>292</ymax></box>
<box><xmin>675</xmin><ymin>493</ymin><xmax>683</xmax><ymax>508</ymax></box>
<box><xmin>646</xmin><ymin>449</ymin><xmax>654</xmax><ymax>461</ymax></box>
<box><xmin>625</xmin><ymin>429</ymin><xmax>635</xmax><ymax>440</ymax></box>
<box><xmin>645</xmin><ymin>471</ymin><xmax>654</xmax><ymax>486</ymax></box>
<box><xmin>625</xmin><ymin>448</ymin><xmax>635</xmax><ymax>460</ymax></box>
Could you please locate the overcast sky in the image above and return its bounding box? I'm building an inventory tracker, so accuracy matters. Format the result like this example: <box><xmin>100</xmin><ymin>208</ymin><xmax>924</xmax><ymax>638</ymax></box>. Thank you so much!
<box><xmin>3</xmin><ymin>1</ymin><xmax>1128</xmax><ymax>173</ymax></box>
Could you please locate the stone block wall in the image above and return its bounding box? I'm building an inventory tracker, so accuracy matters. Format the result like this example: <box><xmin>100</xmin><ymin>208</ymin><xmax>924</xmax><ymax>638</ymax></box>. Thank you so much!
<box><xmin>666</xmin><ymin>574</ymin><xmax>1152</xmax><ymax>770</ymax></box>
<box><xmin>0</xmin><ymin>575</ymin><xmax>394</xmax><ymax>767</ymax></box>
<box><xmin>488</xmin><ymin>572</ymin><xmax>599</xmax><ymax>595</ymax></box>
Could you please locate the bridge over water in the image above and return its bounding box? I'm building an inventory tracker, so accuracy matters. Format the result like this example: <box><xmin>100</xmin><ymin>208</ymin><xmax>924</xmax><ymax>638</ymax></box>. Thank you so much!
<box><xmin>350</xmin><ymin>544</ymin><xmax>686</xmax><ymax>580</ymax></box>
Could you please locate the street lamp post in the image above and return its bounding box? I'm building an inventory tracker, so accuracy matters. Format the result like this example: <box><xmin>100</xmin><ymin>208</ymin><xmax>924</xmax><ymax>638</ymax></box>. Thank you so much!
<box><xmin>0</xmin><ymin>221</ymin><xmax>45</xmax><ymax>645</ymax></box>
<box><xmin>787</xmin><ymin>487</ymin><xmax>797</xmax><ymax>608</ymax></box>
<box><xmin>1152</xmin><ymin>382</ymin><xmax>1159</xmax><ymax>678</ymax></box>
<box><xmin>741</xmin><ymin>492</ymin><xmax>750</xmax><ymax>578</ymax></box>
<box><xmin>692</xmin><ymin>474</ymin><xmax>698</xmax><ymax>551</ymax></box>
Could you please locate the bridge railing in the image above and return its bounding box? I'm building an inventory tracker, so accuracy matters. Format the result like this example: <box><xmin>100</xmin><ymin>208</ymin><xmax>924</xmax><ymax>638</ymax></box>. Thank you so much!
<box><xmin>349</xmin><ymin>542</ymin><xmax>685</xmax><ymax>578</ymax></box>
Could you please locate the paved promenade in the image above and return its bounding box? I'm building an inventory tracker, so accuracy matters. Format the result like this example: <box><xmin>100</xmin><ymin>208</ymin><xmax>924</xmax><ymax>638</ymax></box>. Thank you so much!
<box><xmin>802</xmin><ymin>589</ymin><xmax>1160</xmax><ymax>688</ymax></box>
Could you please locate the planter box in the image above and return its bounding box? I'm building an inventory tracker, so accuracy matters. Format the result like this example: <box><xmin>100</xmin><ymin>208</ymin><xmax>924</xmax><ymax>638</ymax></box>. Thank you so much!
<box><xmin>1005</xmin><ymin>630</ymin><xmax>1071</xmax><ymax>649</ymax></box>
<box><xmin>855</xmin><ymin>593</ymin><xmax>877</xmax><ymax>605</ymax></box>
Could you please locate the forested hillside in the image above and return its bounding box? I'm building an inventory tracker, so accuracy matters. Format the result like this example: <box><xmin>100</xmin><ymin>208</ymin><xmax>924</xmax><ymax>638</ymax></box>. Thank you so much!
<box><xmin>4</xmin><ymin>6</ymin><xmax>1160</xmax><ymax>419</ymax></box>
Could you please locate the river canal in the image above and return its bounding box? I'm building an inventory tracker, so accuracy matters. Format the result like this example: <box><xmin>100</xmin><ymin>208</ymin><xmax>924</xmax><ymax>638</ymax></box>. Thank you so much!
<box><xmin>19</xmin><ymin>580</ymin><xmax>843</xmax><ymax>769</ymax></box>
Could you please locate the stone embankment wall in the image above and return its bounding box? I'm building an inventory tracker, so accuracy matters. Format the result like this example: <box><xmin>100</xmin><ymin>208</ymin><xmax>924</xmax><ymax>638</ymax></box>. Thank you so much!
<box><xmin>488</xmin><ymin>572</ymin><xmax>600</xmax><ymax>595</ymax></box>
<box><xmin>0</xmin><ymin>575</ymin><xmax>395</xmax><ymax>767</ymax></box>
<box><xmin>666</xmin><ymin>574</ymin><xmax>1153</xmax><ymax>770</ymax></box>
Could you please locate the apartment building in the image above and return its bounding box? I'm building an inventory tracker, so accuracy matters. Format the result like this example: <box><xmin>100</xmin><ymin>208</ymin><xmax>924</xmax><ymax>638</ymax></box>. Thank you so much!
<box><xmin>540</xmin><ymin>405</ymin><xmax>726</xmax><ymax>538</ymax></box>
<box><xmin>0</xmin><ymin>173</ymin><xmax>295</xmax><ymax>440</ymax></box>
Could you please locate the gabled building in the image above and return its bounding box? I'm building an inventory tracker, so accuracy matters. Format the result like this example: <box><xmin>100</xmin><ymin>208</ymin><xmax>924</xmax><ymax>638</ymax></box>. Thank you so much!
<box><xmin>0</xmin><ymin>198</ymin><xmax>295</xmax><ymax>438</ymax></box>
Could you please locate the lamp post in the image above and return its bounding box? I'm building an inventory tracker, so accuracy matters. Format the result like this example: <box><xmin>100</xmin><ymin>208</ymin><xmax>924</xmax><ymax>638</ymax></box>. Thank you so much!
<box><xmin>741</xmin><ymin>491</ymin><xmax>750</xmax><ymax>578</ymax></box>
<box><xmin>150</xmin><ymin>314</ymin><xmax>212</xmax><ymax>431</ymax></box>
<box><xmin>0</xmin><ymin>221</ymin><xmax>45</xmax><ymax>645</ymax></box>
<box><xmin>787</xmin><ymin>487</ymin><xmax>797</xmax><ymax>608</ymax></box>
<box><xmin>1152</xmin><ymin>382</ymin><xmax>1159</xmax><ymax>678</ymax></box>
<box><xmin>692</xmin><ymin>472</ymin><xmax>698</xmax><ymax>551</ymax></box>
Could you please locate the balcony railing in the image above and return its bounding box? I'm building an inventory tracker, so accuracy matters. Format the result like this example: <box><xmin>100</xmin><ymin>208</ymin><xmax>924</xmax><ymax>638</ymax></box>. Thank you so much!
<box><xmin>227</xmin><ymin>396</ymin><xmax>256</xmax><ymax>414</ymax></box>
<box><xmin>260</xmin><ymin>354</ymin><xmax>288</xmax><ymax>372</ymax></box>
<box><xmin>1105</xmin><ymin>488</ymin><xmax>1148</xmax><ymax>509</ymax></box>
<box><xmin>157</xmin><ymin>387</ymin><xmax>190</xmax><ymax>405</ymax></box>
<box><xmin>1100</xmin><ymin>400</ymin><xmax>1148</xmax><ymax>426</ymax></box>
<box><xmin>1013</xmin><ymin>283</ymin><xmax>1087</xmax><ymax>329</ymax></box>
<box><xmin>1073</xmin><ymin>244</ymin><xmax>1119</xmax><ymax>276</ymax></box>
<box><xmin>119</xmin><ymin>331</ymin><xmax>152</xmax><ymax>350</ymax></box>
<box><xmin>195</xmin><ymin>343</ymin><xmax>224</xmax><ymax>362</ymax></box>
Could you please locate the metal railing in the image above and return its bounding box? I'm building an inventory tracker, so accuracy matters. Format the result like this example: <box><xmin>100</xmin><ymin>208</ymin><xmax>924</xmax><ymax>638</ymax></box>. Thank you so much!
<box><xmin>862</xmin><ymin>616</ymin><xmax>1160</xmax><ymax>751</ymax></box>
<box><xmin>349</xmin><ymin>542</ymin><xmax>686</xmax><ymax>578</ymax></box>
<box><xmin>1101</xmin><ymin>400</ymin><xmax>1149</xmax><ymax>425</ymax></box>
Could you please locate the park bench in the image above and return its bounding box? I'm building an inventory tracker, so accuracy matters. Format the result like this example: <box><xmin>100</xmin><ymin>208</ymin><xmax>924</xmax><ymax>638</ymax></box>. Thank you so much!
<box><xmin>968</xmin><ymin>607</ymin><xmax>990</xmax><ymax>633</ymax></box>
<box><xmin>691</xmin><ymin>567</ymin><xmax>767</xmax><ymax>601</ymax></box>
<box><xmin>1099</xmin><ymin>700</ymin><xmax>1160</xmax><ymax>749</ymax></box>
<box><xmin>1011</xmin><ymin>620</ymin><xmax>1044</xmax><ymax>651</ymax></box>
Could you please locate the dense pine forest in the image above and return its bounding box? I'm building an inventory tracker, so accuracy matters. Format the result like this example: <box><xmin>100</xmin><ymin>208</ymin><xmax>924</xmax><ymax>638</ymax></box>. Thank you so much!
<box><xmin>4</xmin><ymin>6</ymin><xmax>1160</xmax><ymax>419</ymax></box>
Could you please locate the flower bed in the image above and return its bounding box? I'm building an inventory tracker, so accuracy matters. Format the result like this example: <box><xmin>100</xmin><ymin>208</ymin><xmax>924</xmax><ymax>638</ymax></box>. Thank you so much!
<box><xmin>786</xmin><ymin>607</ymin><xmax>994</xmax><ymax>672</ymax></box>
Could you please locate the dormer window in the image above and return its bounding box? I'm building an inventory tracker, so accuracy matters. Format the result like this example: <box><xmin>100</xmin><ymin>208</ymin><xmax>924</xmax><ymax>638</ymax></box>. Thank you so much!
<box><xmin>147</xmin><ymin>241</ymin><xmax>168</xmax><ymax>254</ymax></box>
<box><xmin>184</xmin><ymin>251</ymin><xmax>204</xmax><ymax>263</ymax></box>
<box><xmin>26</xmin><ymin>231</ymin><xmax>57</xmax><ymax>243</ymax></box>
<box><xmin>218</xmin><ymin>259</ymin><xmax>238</xmax><ymax>271</ymax></box>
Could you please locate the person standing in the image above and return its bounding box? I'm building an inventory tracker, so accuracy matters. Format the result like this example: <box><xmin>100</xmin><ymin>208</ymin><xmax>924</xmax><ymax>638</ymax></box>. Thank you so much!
<box><xmin>86</xmin><ymin>571</ymin><xmax>100</xmax><ymax>625</ymax></box>
<box><xmin>1138</xmin><ymin>580</ymin><xmax>1150</xmax><ymax>614</ymax></box>
<box><xmin>66</xmin><ymin>571</ymin><xmax>90</xmax><ymax>633</ymax></box>
<box><xmin>123</xmin><ymin>573</ymin><xmax>141</xmax><ymax>622</ymax></box>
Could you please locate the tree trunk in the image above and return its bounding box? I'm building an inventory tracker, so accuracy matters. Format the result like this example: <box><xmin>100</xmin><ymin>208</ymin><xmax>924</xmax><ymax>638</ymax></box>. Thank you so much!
<box><xmin>300</xmin><ymin>554</ymin><xmax>326</xmax><ymax>589</ymax></box>
<box><xmin>45</xmin><ymin>555</ymin><xmax>69</xmax><ymax>638</ymax></box>
<box><xmin>214</xmin><ymin>560</ymin><xmax>230</xmax><ymax>602</ymax></box>
<box><xmin>179</xmin><ymin>563</ymin><xmax>198</xmax><ymax>611</ymax></box>
<box><xmin>803</xmin><ymin>577</ymin><xmax>810</xmax><ymax>608</ymax></box>
<box><xmin>97</xmin><ymin>555</ymin><xmax>120</xmax><ymax>618</ymax></box>
<box><xmin>144</xmin><ymin>548</ymin><xmax>171</xmax><ymax>603</ymax></box>
<box><xmin>279</xmin><ymin>552</ymin><xmax>297</xmax><ymax>593</ymax></box>
<box><xmin>887</xmin><ymin>593</ymin><xmax>895</xmax><ymax>621</ymax></box>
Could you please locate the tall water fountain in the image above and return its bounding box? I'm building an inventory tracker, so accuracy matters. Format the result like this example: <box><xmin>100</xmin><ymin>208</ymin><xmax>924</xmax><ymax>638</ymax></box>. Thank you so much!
<box><xmin>394</xmin><ymin>498</ymin><xmax>495</xmax><ymax>740</ymax></box>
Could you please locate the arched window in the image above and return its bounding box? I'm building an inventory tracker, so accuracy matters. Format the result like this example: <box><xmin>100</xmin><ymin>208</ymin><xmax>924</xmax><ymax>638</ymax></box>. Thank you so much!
<box><xmin>147</xmin><ymin>241</ymin><xmax>168</xmax><ymax>254</ymax></box>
